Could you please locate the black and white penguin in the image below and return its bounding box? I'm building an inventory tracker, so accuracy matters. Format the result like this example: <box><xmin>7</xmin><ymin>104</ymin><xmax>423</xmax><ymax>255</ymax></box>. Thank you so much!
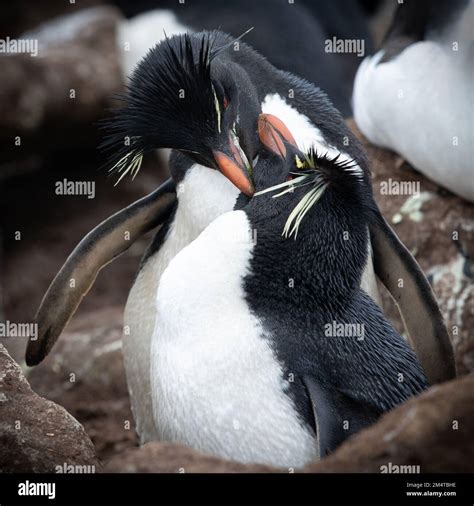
<box><xmin>353</xmin><ymin>0</ymin><xmax>473</xmax><ymax>201</ymax></box>
<box><xmin>150</xmin><ymin>130</ymin><xmax>429</xmax><ymax>467</ymax></box>
<box><xmin>27</xmin><ymin>31</ymin><xmax>454</xmax><ymax>444</ymax></box>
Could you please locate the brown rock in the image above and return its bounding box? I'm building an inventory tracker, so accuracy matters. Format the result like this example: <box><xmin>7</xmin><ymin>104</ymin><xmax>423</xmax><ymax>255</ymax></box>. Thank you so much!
<box><xmin>102</xmin><ymin>375</ymin><xmax>474</xmax><ymax>474</ymax></box>
<box><xmin>0</xmin><ymin>0</ymin><xmax>101</xmax><ymax>37</ymax></box>
<box><xmin>304</xmin><ymin>374</ymin><xmax>474</xmax><ymax>473</ymax></box>
<box><xmin>347</xmin><ymin>119</ymin><xmax>474</xmax><ymax>375</ymax></box>
<box><xmin>103</xmin><ymin>442</ymin><xmax>278</xmax><ymax>473</ymax></box>
<box><xmin>26</xmin><ymin>307</ymin><xmax>138</xmax><ymax>461</ymax></box>
<box><xmin>0</xmin><ymin>343</ymin><xmax>97</xmax><ymax>472</ymax></box>
<box><xmin>0</xmin><ymin>6</ymin><xmax>124</xmax><ymax>159</ymax></box>
<box><xmin>456</xmin><ymin>339</ymin><xmax>474</xmax><ymax>377</ymax></box>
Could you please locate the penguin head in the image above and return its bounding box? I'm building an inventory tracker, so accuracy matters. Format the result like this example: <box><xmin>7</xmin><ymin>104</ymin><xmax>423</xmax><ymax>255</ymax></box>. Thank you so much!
<box><xmin>245</xmin><ymin>114</ymin><xmax>373</xmax><ymax>242</ymax></box>
<box><xmin>102</xmin><ymin>31</ymin><xmax>261</xmax><ymax>196</ymax></box>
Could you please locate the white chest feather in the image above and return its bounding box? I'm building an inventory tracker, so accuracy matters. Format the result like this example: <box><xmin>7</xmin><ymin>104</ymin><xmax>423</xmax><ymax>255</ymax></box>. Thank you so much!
<box><xmin>123</xmin><ymin>166</ymin><xmax>238</xmax><ymax>443</ymax></box>
<box><xmin>151</xmin><ymin>211</ymin><xmax>318</xmax><ymax>467</ymax></box>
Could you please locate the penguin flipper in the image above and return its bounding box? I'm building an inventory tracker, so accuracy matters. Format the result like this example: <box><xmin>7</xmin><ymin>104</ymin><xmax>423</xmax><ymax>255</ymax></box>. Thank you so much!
<box><xmin>303</xmin><ymin>376</ymin><xmax>345</xmax><ymax>457</ymax></box>
<box><xmin>302</xmin><ymin>376</ymin><xmax>379</xmax><ymax>457</ymax></box>
<box><xmin>369</xmin><ymin>208</ymin><xmax>455</xmax><ymax>385</ymax></box>
<box><xmin>25</xmin><ymin>178</ymin><xmax>177</xmax><ymax>366</ymax></box>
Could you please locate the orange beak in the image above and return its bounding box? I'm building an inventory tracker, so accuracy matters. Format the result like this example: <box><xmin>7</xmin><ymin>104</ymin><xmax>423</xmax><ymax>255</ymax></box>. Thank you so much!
<box><xmin>213</xmin><ymin>133</ymin><xmax>255</xmax><ymax>196</ymax></box>
<box><xmin>258</xmin><ymin>114</ymin><xmax>298</xmax><ymax>158</ymax></box>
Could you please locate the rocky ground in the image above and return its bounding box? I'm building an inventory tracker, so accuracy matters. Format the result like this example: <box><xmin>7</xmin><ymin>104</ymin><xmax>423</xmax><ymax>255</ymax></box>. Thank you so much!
<box><xmin>1</xmin><ymin>119</ymin><xmax>473</xmax><ymax>472</ymax></box>
<box><xmin>349</xmin><ymin>120</ymin><xmax>474</xmax><ymax>373</ymax></box>
<box><xmin>0</xmin><ymin>344</ymin><xmax>97</xmax><ymax>473</ymax></box>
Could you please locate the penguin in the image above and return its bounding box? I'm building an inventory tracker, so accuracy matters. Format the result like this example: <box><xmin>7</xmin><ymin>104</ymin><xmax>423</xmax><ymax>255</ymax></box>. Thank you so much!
<box><xmin>353</xmin><ymin>0</ymin><xmax>474</xmax><ymax>201</ymax></box>
<box><xmin>26</xmin><ymin>31</ymin><xmax>454</xmax><ymax>444</ymax></box>
<box><xmin>150</xmin><ymin>125</ymin><xmax>428</xmax><ymax>467</ymax></box>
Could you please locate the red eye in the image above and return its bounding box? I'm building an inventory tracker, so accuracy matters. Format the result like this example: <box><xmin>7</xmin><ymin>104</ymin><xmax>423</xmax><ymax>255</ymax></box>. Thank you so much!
<box><xmin>223</xmin><ymin>96</ymin><xmax>229</xmax><ymax>109</ymax></box>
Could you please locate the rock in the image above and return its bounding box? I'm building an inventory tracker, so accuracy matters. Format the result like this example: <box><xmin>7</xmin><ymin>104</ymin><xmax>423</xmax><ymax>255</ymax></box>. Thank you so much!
<box><xmin>0</xmin><ymin>0</ymin><xmax>101</xmax><ymax>38</ymax></box>
<box><xmin>0</xmin><ymin>6</ymin><xmax>124</xmax><ymax>159</ymax></box>
<box><xmin>456</xmin><ymin>339</ymin><xmax>474</xmax><ymax>377</ymax></box>
<box><xmin>304</xmin><ymin>374</ymin><xmax>474</xmax><ymax>473</ymax></box>
<box><xmin>0</xmin><ymin>343</ymin><xmax>97</xmax><ymax>472</ymax></box>
<box><xmin>103</xmin><ymin>442</ymin><xmax>278</xmax><ymax>473</ymax></box>
<box><xmin>347</xmin><ymin>120</ymin><xmax>474</xmax><ymax>375</ymax></box>
<box><xmin>103</xmin><ymin>375</ymin><xmax>474</xmax><ymax>474</ymax></box>
<box><xmin>26</xmin><ymin>307</ymin><xmax>138</xmax><ymax>461</ymax></box>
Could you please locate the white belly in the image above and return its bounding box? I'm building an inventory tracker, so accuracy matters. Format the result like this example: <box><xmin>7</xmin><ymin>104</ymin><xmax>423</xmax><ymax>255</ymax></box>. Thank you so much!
<box><xmin>353</xmin><ymin>42</ymin><xmax>474</xmax><ymax>202</ymax></box>
<box><xmin>123</xmin><ymin>166</ymin><xmax>238</xmax><ymax>443</ymax></box>
<box><xmin>151</xmin><ymin>211</ymin><xmax>318</xmax><ymax>467</ymax></box>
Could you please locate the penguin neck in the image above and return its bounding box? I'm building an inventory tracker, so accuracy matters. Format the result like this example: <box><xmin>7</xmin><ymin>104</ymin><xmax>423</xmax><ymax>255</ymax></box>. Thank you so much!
<box><xmin>175</xmin><ymin>164</ymin><xmax>239</xmax><ymax>233</ymax></box>
<box><xmin>244</xmin><ymin>203</ymin><xmax>369</xmax><ymax>309</ymax></box>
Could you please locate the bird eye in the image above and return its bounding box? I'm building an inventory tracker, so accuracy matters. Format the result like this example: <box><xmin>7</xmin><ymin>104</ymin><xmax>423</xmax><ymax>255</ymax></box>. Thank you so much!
<box><xmin>223</xmin><ymin>96</ymin><xmax>229</xmax><ymax>109</ymax></box>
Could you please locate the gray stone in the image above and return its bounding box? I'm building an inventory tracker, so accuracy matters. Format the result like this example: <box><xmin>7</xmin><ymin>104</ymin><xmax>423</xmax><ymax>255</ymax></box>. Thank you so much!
<box><xmin>0</xmin><ymin>344</ymin><xmax>97</xmax><ymax>473</ymax></box>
